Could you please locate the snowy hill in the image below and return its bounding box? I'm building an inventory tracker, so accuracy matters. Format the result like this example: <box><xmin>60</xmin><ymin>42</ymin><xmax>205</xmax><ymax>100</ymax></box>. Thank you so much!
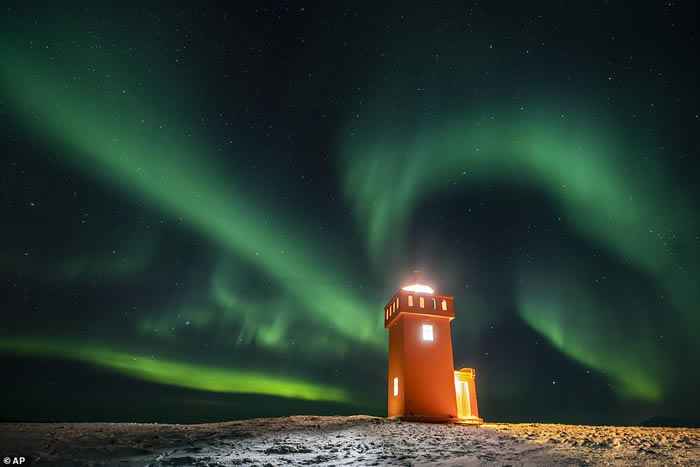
<box><xmin>1</xmin><ymin>415</ymin><xmax>699</xmax><ymax>465</ymax></box>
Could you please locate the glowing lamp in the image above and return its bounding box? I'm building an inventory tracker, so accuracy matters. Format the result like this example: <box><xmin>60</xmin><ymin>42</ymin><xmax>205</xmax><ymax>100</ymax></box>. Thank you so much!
<box><xmin>402</xmin><ymin>284</ymin><xmax>435</xmax><ymax>294</ymax></box>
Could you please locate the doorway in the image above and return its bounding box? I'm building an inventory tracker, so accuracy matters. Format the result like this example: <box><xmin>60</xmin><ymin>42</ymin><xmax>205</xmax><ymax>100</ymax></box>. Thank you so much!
<box><xmin>455</xmin><ymin>379</ymin><xmax>471</xmax><ymax>418</ymax></box>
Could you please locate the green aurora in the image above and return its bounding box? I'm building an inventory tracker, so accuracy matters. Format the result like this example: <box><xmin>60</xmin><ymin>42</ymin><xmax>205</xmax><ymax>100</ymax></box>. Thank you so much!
<box><xmin>1</xmin><ymin>1</ymin><xmax>698</xmax><ymax>423</ymax></box>
<box><xmin>339</xmin><ymin>106</ymin><xmax>697</xmax><ymax>401</ymax></box>
<box><xmin>0</xmin><ymin>338</ymin><xmax>349</xmax><ymax>403</ymax></box>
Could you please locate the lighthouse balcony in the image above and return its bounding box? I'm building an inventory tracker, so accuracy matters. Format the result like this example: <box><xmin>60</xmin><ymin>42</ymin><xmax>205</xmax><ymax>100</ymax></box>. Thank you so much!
<box><xmin>384</xmin><ymin>291</ymin><xmax>455</xmax><ymax>328</ymax></box>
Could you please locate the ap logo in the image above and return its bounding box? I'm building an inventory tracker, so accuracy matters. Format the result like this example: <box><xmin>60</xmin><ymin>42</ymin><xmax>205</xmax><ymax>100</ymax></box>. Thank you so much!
<box><xmin>2</xmin><ymin>458</ymin><xmax>26</xmax><ymax>465</ymax></box>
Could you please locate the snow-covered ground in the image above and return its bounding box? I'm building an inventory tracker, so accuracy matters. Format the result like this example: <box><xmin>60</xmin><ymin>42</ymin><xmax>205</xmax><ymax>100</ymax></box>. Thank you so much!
<box><xmin>1</xmin><ymin>415</ymin><xmax>698</xmax><ymax>465</ymax></box>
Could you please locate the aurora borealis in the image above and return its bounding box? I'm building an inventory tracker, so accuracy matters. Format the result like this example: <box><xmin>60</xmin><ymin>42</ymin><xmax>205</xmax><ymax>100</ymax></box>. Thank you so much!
<box><xmin>1</xmin><ymin>1</ymin><xmax>698</xmax><ymax>424</ymax></box>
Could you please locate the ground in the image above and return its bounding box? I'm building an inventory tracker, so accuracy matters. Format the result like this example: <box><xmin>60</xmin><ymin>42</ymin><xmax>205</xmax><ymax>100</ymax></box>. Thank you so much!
<box><xmin>1</xmin><ymin>415</ymin><xmax>699</xmax><ymax>466</ymax></box>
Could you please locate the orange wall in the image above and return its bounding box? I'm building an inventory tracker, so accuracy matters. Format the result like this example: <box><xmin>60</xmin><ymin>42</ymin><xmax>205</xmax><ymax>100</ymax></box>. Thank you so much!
<box><xmin>467</xmin><ymin>377</ymin><xmax>479</xmax><ymax>418</ymax></box>
<box><xmin>387</xmin><ymin>316</ymin><xmax>405</xmax><ymax>417</ymax></box>
<box><xmin>388</xmin><ymin>313</ymin><xmax>457</xmax><ymax>419</ymax></box>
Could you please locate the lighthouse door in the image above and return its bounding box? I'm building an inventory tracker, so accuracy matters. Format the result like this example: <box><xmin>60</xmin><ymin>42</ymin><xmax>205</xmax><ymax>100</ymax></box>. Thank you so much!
<box><xmin>455</xmin><ymin>380</ymin><xmax>471</xmax><ymax>418</ymax></box>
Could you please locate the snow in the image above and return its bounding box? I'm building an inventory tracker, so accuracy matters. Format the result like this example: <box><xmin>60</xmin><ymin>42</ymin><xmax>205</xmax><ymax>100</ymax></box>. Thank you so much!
<box><xmin>1</xmin><ymin>415</ymin><xmax>698</xmax><ymax>465</ymax></box>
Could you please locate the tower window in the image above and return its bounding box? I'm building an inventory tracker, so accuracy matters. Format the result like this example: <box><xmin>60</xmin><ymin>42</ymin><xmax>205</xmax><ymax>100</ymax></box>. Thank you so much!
<box><xmin>408</xmin><ymin>295</ymin><xmax>413</xmax><ymax>306</ymax></box>
<box><xmin>431</xmin><ymin>298</ymin><xmax>436</xmax><ymax>309</ymax></box>
<box><xmin>385</xmin><ymin>309</ymin><xmax>388</xmax><ymax>320</ymax></box>
<box><xmin>393</xmin><ymin>377</ymin><xmax>399</xmax><ymax>396</ymax></box>
<box><xmin>422</xmin><ymin>324</ymin><xmax>434</xmax><ymax>341</ymax></box>
<box><xmin>396</xmin><ymin>298</ymin><xmax>399</xmax><ymax>309</ymax></box>
<box><xmin>442</xmin><ymin>299</ymin><xmax>447</xmax><ymax>311</ymax></box>
<box><xmin>419</xmin><ymin>296</ymin><xmax>425</xmax><ymax>308</ymax></box>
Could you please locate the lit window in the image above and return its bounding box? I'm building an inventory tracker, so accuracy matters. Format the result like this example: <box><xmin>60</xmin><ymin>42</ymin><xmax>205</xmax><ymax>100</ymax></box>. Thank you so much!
<box><xmin>422</xmin><ymin>324</ymin><xmax>434</xmax><ymax>341</ymax></box>
<box><xmin>431</xmin><ymin>298</ymin><xmax>436</xmax><ymax>309</ymax></box>
<box><xmin>393</xmin><ymin>377</ymin><xmax>399</xmax><ymax>396</ymax></box>
<box><xmin>408</xmin><ymin>295</ymin><xmax>413</xmax><ymax>306</ymax></box>
<box><xmin>396</xmin><ymin>298</ymin><xmax>399</xmax><ymax>309</ymax></box>
<box><xmin>442</xmin><ymin>299</ymin><xmax>447</xmax><ymax>311</ymax></box>
<box><xmin>385</xmin><ymin>309</ymin><xmax>388</xmax><ymax>320</ymax></box>
<box><xmin>419</xmin><ymin>297</ymin><xmax>425</xmax><ymax>308</ymax></box>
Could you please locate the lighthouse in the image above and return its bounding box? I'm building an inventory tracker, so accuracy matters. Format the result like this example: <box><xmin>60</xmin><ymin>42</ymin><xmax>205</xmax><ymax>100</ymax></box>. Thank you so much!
<box><xmin>384</xmin><ymin>271</ymin><xmax>482</xmax><ymax>423</ymax></box>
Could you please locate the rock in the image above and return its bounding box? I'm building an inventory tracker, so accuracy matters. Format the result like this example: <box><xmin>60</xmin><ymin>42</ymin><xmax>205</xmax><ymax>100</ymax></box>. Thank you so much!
<box><xmin>263</xmin><ymin>444</ymin><xmax>313</xmax><ymax>454</ymax></box>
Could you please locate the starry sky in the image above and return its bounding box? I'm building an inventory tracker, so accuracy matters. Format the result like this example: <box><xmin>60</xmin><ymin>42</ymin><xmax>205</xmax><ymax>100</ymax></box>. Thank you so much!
<box><xmin>1</xmin><ymin>1</ymin><xmax>698</xmax><ymax>425</ymax></box>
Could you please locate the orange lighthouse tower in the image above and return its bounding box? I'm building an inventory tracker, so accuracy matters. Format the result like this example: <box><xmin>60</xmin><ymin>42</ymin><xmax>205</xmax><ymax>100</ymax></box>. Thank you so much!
<box><xmin>384</xmin><ymin>271</ymin><xmax>482</xmax><ymax>423</ymax></box>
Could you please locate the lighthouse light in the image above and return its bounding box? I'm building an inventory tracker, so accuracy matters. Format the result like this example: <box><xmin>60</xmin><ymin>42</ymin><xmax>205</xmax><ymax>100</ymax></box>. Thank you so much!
<box><xmin>402</xmin><ymin>284</ymin><xmax>434</xmax><ymax>294</ymax></box>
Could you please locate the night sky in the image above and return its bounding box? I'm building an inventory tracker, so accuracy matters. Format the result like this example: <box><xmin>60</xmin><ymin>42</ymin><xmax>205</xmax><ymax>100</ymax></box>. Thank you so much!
<box><xmin>1</xmin><ymin>1</ymin><xmax>699</xmax><ymax>425</ymax></box>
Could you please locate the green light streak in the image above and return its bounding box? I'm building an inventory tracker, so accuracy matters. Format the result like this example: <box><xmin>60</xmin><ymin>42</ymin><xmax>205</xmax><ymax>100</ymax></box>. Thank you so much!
<box><xmin>0</xmin><ymin>49</ymin><xmax>383</xmax><ymax>353</ymax></box>
<box><xmin>0</xmin><ymin>337</ymin><xmax>350</xmax><ymax>403</ymax></box>
<box><xmin>136</xmin><ymin>262</ymin><xmax>361</xmax><ymax>359</ymax></box>
<box><xmin>339</xmin><ymin>105</ymin><xmax>698</xmax><ymax>400</ymax></box>
<box><xmin>341</xmin><ymin>112</ymin><xmax>696</xmax><ymax>292</ymax></box>
<box><xmin>517</xmin><ymin>274</ymin><xmax>664</xmax><ymax>401</ymax></box>
<box><xmin>2</xmin><ymin>10</ymin><xmax>696</xmax><ymax>410</ymax></box>
<box><xmin>209</xmin><ymin>265</ymin><xmax>350</xmax><ymax>355</ymax></box>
